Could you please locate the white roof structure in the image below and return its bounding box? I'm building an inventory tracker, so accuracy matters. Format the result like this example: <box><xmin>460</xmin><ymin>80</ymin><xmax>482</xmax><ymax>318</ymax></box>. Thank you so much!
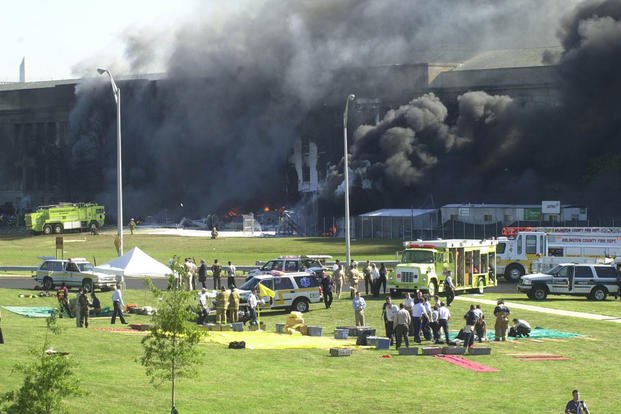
<box><xmin>96</xmin><ymin>246</ymin><xmax>171</xmax><ymax>279</ymax></box>
<box><xmin>403</xmin><ymin>239</ymin><xmax>498</xmax><ymax>248</ymax></box>
<box><xmin>359</xmin><ymin>208</ymin><xmax>436</xmax><ymax>217</ymax></box>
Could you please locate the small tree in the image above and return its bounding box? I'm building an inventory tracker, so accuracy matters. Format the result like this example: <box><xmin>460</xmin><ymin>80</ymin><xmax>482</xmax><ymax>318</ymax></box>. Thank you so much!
<box><xmin>139</xmin><ymin>258</ymin><xmax>204</xmax><ymax>413</ymax></box>
<box><xmin>2</xmin><ymin>311</ymin><xmax>83</xmax><ymax>414</ymax></box>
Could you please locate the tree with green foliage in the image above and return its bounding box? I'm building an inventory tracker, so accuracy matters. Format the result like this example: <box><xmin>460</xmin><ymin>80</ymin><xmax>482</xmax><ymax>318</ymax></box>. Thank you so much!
<box><xmin>1</xmin><ymin>311</ymin><xmax>83</xmax><ymax>414</ymax></box>
<box><xmin>139</xmin><ymin>258</ymin><xmax>205</xmax><ymax>414</ymax></box>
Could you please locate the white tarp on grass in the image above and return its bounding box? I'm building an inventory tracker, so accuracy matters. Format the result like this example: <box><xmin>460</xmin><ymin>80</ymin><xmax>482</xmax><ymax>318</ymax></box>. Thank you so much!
<box><xmin>95</xmin><ymin>246</ymin><xmax>171</xmax><ymax>279</ymax></box>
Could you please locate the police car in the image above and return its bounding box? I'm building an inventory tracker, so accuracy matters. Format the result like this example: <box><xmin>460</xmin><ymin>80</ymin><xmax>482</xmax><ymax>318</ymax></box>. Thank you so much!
<box><xmin>518</xmin><ymin>263</ymin><xmax>619</xmax><ymax>301</ymax></box>
<box><xmin>237</xmin><ymin>272</ymin><xmax>322</xmax><ymax>312</ymax></box>
<box><xmin>245</xmin><ymin>255</ymin><xmax>331</xmax><ymax>281</ymax></box>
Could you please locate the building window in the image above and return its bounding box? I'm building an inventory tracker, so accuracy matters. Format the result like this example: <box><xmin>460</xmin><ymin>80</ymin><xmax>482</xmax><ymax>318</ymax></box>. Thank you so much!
<box><xmin>484</xmin><ymin>214</ymin><xmax>493</xmax><ymax>222</ymax></box>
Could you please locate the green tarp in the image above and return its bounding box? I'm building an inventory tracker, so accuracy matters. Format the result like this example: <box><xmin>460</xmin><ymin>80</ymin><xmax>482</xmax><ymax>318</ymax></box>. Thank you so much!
<box><xmin>2</xmin><ymin>306</ymin><xmax>55</xmax><ymax>318</ymax></box>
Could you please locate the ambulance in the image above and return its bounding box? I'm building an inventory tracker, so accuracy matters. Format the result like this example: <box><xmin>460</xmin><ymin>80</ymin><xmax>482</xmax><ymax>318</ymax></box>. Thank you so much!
<box><xmin>496</xmin><ymin>226</ymin><xmax>621</xmax><ymax>282</ymax></box>
<box><xmin>388</xmin><ymin>239</ymin><xmax>497</xmax><ymax>297</ymax></box>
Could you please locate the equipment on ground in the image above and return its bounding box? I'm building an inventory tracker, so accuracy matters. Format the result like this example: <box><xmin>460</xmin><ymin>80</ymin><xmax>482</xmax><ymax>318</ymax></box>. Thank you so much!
<box><xmin>496</xmin><ymin>226</ymin><xmax>621</xmax><ymax>282</ymax></box>
<box><xmin>25</xmin><ymin>202</ymin><xmax>105</xmax><ymax>235</ymax></box>
<box><xmin>388</xmin><ymin>239</ymin><xmax>497</xmax><ymax>296</ymax></box>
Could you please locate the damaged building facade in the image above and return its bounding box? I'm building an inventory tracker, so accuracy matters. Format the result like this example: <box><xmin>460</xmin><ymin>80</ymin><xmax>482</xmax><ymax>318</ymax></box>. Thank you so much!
<box><xmin>0</xmin><ymin>48</ymin><xmax>563</xmax><ymax>222</ymax></box>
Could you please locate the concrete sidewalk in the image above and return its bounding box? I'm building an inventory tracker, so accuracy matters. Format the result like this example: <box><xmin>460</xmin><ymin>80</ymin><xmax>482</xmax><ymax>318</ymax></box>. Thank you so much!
<box><xmin>455</xmin><ymin>295</ymin><xmax>621</xmax><ymax>324</ymax></box>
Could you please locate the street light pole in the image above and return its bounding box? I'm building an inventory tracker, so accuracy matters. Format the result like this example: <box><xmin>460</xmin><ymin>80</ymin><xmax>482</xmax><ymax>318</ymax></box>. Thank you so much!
<box><xmin>97</xmin><ymin>68</ymin><xmax>123</xmax><ymax>256</ymax></box>
<box><xmin>343</xmin><ymin>94</ymin><xmax>355</xmax><ymax>265</ymax></box>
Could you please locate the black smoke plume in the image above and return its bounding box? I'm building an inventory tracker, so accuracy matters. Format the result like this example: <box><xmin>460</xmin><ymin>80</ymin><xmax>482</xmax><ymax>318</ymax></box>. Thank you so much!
<box><xmin>66</xmin><ymin>0</ymin><xmax>621</xmax><ymax>221</ymax></box>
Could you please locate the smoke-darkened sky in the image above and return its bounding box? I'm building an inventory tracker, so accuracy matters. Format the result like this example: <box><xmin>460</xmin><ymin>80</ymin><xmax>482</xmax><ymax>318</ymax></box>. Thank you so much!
<box><xmin>69</xmin><ymin>0</ymin><xmax>621</xmax><ymax>220</ymax></box>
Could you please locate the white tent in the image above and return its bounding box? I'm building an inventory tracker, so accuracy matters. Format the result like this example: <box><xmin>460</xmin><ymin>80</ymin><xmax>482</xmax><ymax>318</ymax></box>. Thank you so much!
<box><xmin>96</xmin><ymin>246</ymin><xmax>171</xmax><ymax>279</ymax></box>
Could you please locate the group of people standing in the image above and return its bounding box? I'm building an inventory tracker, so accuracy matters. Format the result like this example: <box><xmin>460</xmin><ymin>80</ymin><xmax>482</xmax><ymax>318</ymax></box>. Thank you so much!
<box><xmin>55</xmin><ymin>283</ymin><xmax>103</xmax><ymax>328</ymax></box>
<box><xmin>196</xmin><ymin>258</ymin><xmax>236</xmax><ymax>290</ymax></box>
<box><xmin>381</xmin><ymin>292</ymin><xmax>454</xmax><ymax>349</ymax></box>
<box><xmin>322</xmin><ymin>259</ymin><xmax>388</xmax><ymax>303</ymax></box>
<box><xmin>378</xmin><ymin>292</ymin><xmax>524</xmax><ymax>349</ymax></box>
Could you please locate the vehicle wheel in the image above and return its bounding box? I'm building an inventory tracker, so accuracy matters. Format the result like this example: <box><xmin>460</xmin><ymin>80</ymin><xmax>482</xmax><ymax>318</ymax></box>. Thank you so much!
<box><xmin>477</xmin><ymin>278</ymin><xmax>485</xmax><ymax>294</ymax></box>
<box><xmin>82</xmin><ymin>279</ymin><xmax>93</xmax><ymax>293</ymax></box>
<box><xmin>43</xmin><ymin>225</ymin><xmax>52</xmax><ymax>235</ymax></box>
<box><xmin>590</xmin><ymin>286</ymin><xmax>607</xmax><ymax>301</ymax></box>
<box><xmin>291</xmin><ymin>298</ymin><xmax>310</xmax><ymax>313</ymax></box>
<box><xmin>43</xmin><ymin>277</ymin><xmax>54</xmax><ymax>291</ymax></box>
<box><xmin>504</xmin><ymin>264</ymin><xmax>524</xmax><ymax>283</ymax></box>
<box><xmin>531</xmin><ymin>285</ymin><xmax>548</xmax><ymax>300</ymax></box>
<box><xmin>428</xmin><ymin>280</ymin><xmax>437</xmax><ymax>296</ymax></box>
<box><xmin>53</xmin><ymin>224</ymin><xmax>63</xmax><ymax>234</ymax></box>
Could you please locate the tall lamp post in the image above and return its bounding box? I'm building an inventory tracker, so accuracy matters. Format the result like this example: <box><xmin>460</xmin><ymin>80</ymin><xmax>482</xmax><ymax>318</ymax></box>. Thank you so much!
<box><xmin>343</xmin><ymin>94</ymin><xmax>355</xmax><ymax>265</ymax></box>
<box><xmin>97</xmin><ymin>68</ymin><xmax>123</xmax><ymax>256</ymax></box>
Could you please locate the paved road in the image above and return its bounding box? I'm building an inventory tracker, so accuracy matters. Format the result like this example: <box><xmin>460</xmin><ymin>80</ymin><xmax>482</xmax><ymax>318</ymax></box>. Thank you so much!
<box><xmin>0</xmin><ymin>275</ymin><xmax>518</xmax><ymax>293</ymax></box>
<box><xmin>455</xmin><ymin>295</ymin><xmax>621</xmax><ymax>324</ymax></box>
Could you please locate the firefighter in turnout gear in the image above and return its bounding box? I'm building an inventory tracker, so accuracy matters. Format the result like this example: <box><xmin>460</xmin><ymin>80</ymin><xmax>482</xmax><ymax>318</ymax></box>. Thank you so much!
<box><xmin>228</xmin><ymin>287</ymin><xmax>240</xmax><ymax>323</ymax></box>
<box><xmin>216</xmin><ymin>286</ymin><xmax>229</xmax><ymax>324</ymax></box>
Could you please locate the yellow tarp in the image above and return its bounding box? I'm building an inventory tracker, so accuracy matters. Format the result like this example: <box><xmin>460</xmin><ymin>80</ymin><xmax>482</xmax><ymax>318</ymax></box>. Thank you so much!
<box><xmin>203</xmin><ymin>330</ymin><xmax>359</xmax><ymax>350</ymax></box>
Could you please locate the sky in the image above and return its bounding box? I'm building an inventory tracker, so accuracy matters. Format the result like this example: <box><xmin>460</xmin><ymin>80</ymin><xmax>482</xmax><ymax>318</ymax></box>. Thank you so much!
<box><xmin>0</xmin><ymin>0</ymin><xmax>200</xmax><ymax>82</ymax></box>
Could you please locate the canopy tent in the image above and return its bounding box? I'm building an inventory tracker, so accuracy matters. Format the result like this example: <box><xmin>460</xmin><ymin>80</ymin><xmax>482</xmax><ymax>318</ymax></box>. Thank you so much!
<box><xmin>96</xmin><ymin>246</ymin><xmax>171</xmax><ymax>279</ymax></box>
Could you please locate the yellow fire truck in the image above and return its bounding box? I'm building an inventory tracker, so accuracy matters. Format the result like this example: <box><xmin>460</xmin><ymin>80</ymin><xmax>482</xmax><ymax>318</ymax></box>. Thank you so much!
<box><xmin>25</xmin><ymin>202</ymin><xmax>105</xmax><ymax>235</ymax></box>
<box><xmin>389</xmin><ymin>239</ymin><xmax>497</xmax><ymax>297</ymax></box>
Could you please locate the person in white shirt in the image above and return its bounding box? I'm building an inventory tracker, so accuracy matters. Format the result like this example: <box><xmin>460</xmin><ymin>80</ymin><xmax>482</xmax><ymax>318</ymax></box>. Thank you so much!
<box><xmin>110</xmin><ymin>284</ymin><xmax>127</xmax><ymax>325</ymax></box>
<box><xmin>437</xmin><ymin>301</ymin><xmax>451</xmax><ymax>344</ymax></box>
<box><xmin>412</xmin><ymin>300</ymin><xmax>430</xmax><ymax>344</ymax></box>
<box><xmin>198</xmin><ymin>288</ymin><xmax>209</xmax><ymax>324</ymax></box>
<box><xmin>227</xmin><ymin>261</ymin><xmax>236</xmax><ymax>289</ymax></box>
<box><xmin>247</xmin><ymin>288</ymin><xmax>258</xmax><ymax>325</ymax></box>
<box><xmin>381</xmin><ymin>296</ymin><xmax>399</xmax><ymax>345</ymax></box>
<box><xmin>430</xmin><ymin>304</ymin><xmax>441</xmax><ymax>343</ymax></box>
<box><xmin>370</xmin><ymin>263</ymin><xmax>380</xmax><ymax>297</ymax></box>
<box><xmin>403</xmin><ymin>292</ymin><xmax>416</xmax><ymax>336</ymax></box>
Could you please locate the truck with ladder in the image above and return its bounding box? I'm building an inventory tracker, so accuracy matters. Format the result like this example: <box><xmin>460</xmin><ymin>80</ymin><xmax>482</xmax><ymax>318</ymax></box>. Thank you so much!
<box><xmin>388</xmin><ymin>239</ymin><xmax>497</xmax><ymax>297</ymax></box>
<box><xmin>496</xmin><ymin>226</ymin><xmax>621</xmax><ymax>282</ymax></box>
<box><xmin>25</xmin><ymin>202</ymin><xmax>105</xmax><ymax>235</ymax></box>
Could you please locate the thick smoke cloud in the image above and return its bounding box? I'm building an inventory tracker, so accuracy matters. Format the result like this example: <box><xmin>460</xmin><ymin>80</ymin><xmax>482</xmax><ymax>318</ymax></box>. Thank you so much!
<box><xmin>331</xmin><ymin>0</ymin><xmax>621</xmax><ymax>217</ymax></box>
<box><xmin>68</xmin><ymin>0</ymin><xmax>621</xmax><ymax>222</ymax></box>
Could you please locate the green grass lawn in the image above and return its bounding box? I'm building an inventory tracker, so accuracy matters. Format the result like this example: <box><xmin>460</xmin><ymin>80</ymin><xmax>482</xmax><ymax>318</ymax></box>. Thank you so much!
<box><xmin>0</xmin><ymin>232</ymin><xmax>402</xmax><ymax>268</ymax></box>
<box><xmin>0</xmin><ymin>234</ymin><xmax>619</xmax><ymax>413</ymax></box>
<box><xmin>1</xmin><ymin>287</ymin><xmax>619</xmax><ymax>413</ymax></box>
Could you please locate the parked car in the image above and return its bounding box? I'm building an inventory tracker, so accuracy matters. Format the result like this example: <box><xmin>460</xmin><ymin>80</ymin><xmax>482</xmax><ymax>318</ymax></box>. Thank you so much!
<box><xmin>245</xmin><ymin>255</ymin><xmax>331</xmax><ymax>281</ymax></box>
<box><xmin>517</xmin><ymin>263</ymin><xmax>619</xmax><ymax>301</ymax></box>
<box><xmin>237</xmin><ymin>272</ymin><xmax>322</xmax><ymax>312</ymax></box>
<box><xmin>33</xmin><ymin>258</ymin><xmax>118</xmax><ymax>292</ymax></box>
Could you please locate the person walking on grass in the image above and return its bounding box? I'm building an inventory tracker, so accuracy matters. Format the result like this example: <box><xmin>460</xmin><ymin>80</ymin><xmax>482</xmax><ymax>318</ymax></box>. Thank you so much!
<box><xmin>394</xmin><ymin>303</ymin><xmax>411</xmax><ymax>349</ymax></box>
<box><xmin>78</xmin><ymin>287</ymin><xmax>91</xmax><ymax>328</ymax></box>
<box><xmin>352</xmin><ymin>291</ymin><xmax>366</xmax><ymax>326</ymax></box>
<box><xmin>565</xmin><ymin>389</ymin><xmax>590</xmax><ymax>414</ymax></box>
<box><xmin>494</xmin><ymin>299</ymin><xmax>510</xmax><ymax>341</ymax></box>
<box><xmin>111</xmin><ymin>284</ymin><xmax>127</xmax><ymax>325</ymax></box>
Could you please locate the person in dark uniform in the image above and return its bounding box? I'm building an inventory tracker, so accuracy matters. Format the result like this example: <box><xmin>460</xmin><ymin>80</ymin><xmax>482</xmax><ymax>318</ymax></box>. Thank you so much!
<box><xmin>378</xmin><ymin>263</ymin><xmax>388</xmax><ymax>295</ymax></box>
<box><xmin>565</xmin><ymin>389</ymin><xmax>590</xmax><ymax>414</ymax></box>
<box><xmin>0</xmin><ymin>310</ymin><xmax>4</xmax><ymax>344</ymax></box>
<box><xmin>198</xmin><ymin>260</ymin><xmax>208</xmax><ymax>289</ymax></box>
<box><xmin>212</xmin><ymin>259</ymin><xmax>222</xmax><ymax>290</ymax></box>
<box><xmin>321</xmin><ymin>273</ymin><xmax>334</xmax><ymax>309</ymax></box>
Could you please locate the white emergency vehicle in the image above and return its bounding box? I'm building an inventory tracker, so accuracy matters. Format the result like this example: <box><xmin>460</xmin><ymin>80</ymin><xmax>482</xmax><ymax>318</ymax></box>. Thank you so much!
<box><xmin>496</xmin><ymin>227</ymin><xmax>621</xmax><ymax>282</ymax></box>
